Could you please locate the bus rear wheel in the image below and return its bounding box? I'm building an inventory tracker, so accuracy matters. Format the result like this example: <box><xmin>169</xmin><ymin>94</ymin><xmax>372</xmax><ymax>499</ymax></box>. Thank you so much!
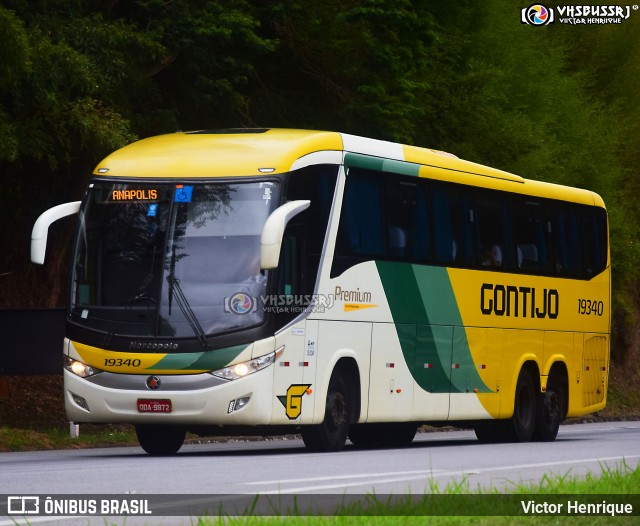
<box><xmin>534</xmin><ymin>373</ymin><xmax>566</xmax><ymax>442</ymax></box>
<box><xmin>508</xmin><ymin>367</ymin><xmax>537</xmax><ymax>442</ymax></box>
<box><xmin>301</xmin><ymin>372</ymin><xmax>351</xmax><ymax>452</ymax></box>
<box><xmin>135</xmin><ymin>424</ymin><xmax>186</xmax><ymax>455</ymax></box>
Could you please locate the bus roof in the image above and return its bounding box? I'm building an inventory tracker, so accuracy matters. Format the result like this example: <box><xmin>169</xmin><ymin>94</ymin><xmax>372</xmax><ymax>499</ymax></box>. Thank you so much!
<box><xmin>94</xmin><ymin>128</ymin><xmax>603</xmax><ymax>207</ymax></box>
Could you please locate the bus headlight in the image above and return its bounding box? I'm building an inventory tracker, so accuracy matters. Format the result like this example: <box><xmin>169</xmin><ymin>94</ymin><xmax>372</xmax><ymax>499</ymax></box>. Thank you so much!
<box><xmin>64</xmin><ymin>356</ymin><xmax>102</xmax><ymax>378</ymax></box>
<box><xmin>212</xmin><ymin>347</ymin><xmax>283</xmax><ymax>381</ymax></box>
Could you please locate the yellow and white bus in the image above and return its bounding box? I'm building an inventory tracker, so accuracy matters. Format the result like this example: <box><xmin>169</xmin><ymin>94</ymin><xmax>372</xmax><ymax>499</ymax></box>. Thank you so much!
<box><xmin>31</xmin><ymin>129</ymin><xmax>610</xmax><ymax>454</ymax></box>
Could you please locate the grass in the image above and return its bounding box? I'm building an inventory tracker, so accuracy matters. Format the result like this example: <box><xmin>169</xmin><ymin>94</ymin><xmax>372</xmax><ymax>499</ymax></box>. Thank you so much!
<box><xmin>188</xmin><ymin>462</ymin><xmax>640</xmax><ymax>525</ymax></box>
<box><xmin>0</xmin><ymin>424</ymin><xmax>137</xmax><ymax>452</ymax></box>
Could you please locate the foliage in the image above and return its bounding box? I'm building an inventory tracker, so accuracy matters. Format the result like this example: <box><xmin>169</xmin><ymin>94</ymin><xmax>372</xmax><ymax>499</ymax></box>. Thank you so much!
<box><xmin>250</xmin><ymin>0</ymin><xmax>439</xmax><ymax>142</ymax></box>
<box><xmin>0</xmin><ymin>0</ymin><xmax>638</xmax><ymax>362</ymax></box>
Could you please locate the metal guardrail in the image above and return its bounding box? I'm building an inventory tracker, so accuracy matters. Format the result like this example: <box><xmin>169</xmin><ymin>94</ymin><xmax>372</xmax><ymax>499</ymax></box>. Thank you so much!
<box><xmin>0</xmin><ymin>309</ymin><xmax>65</xmax><ymax>375</ymax></box>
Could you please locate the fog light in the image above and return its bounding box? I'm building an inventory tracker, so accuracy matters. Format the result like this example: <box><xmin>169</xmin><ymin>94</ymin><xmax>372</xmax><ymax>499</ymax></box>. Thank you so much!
<box><xmin>227</xmin><ymin>396</ymin><xmax>251</xmax><ymax>414</ymax></box>
<box><xmin>70</xmin><ymin>392</ymin><xmax>90</xmax><ymax>412</ymax></box>
<box><xmin>234</xmin><ymin>396</ymin><xmax>251</xmax><ymax>411</ymax></box>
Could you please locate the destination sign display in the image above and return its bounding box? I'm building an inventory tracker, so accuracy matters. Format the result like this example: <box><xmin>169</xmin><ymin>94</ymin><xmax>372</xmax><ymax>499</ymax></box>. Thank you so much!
<box><xmin>110</xmin><ymin>189</ymin><xmax>158</xmax><ymax>201</ymax></box>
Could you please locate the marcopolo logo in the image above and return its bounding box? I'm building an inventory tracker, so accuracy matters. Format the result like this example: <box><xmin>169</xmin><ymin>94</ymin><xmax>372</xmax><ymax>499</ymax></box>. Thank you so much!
<box><xmin>522</xmin><ymin>4</ymin><xmax>554</xmax><ymax>25</ymax></box>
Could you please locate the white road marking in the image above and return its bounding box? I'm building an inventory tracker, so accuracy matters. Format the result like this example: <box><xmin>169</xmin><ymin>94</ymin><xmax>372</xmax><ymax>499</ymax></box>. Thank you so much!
<box><xmin>243</xmin><ymin>469</ymin><xmax>447</xmax><ymax>485</ymax></box>
<box><xmin>244</xmin><ymin>454</ymin><xmax>640</xmax><ymax>494</ymax></box>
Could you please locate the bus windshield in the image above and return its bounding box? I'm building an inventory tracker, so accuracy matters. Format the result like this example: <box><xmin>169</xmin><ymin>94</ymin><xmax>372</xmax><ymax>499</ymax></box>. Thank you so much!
<box><xmin>71</xmin><ymin>180</ymin><xmax>279</xmax><ymax>339</ymax></box>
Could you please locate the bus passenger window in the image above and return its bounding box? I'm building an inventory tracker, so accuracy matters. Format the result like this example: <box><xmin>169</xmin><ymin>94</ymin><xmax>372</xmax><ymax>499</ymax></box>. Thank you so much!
<box><xmin>514</xmin><ymin>200</ymin><xmax>553</xmax><ymax>274</ymax></box>
<box><xmin>432</xmin><ymin>184</ymin><xmax>474</xmax><ymax>267</ymax></box>
<box><xmin>553</xmin><ymin>208</ymin><xmax>581</xmax><ymax>276</ymax></box>
<box><xmin>476</xmin><ymin>193</ymin><xmax>508</xmax><ymax>269</ymax></box>
<box><xmin>581</xmin><ymin>208</ymin><xmax>607</xmax><ymax>277</ymax></box>
<box><xmin>411</xmin><ymin>188</ymin><xmax>431</xmax><ymax>261</ymax></box>
<box><xmin>339</xmin><ymin>171</ymin><xmax>385</xmax><ymax>256</ymax></box>
<box><xmin>481</xmin><ymin>245</ymin><xmax>503</xmax><ymax>267</ymax></box>
<box><xmin>386</xmin><ymin>178</ymin><xmax>421</xmax><ymax>260</ymax></box>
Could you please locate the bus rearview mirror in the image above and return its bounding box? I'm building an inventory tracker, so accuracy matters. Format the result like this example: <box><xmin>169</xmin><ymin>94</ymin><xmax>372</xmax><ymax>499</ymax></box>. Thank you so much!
<box><xmin>31</xmin><ymin>201</ymin><xmax>81</xmax><ymax>264</ymax></box>
<box><xmin>260</xmin><ymin>200</ymin><xmax>311</xmax><ymax>269</ymax></box>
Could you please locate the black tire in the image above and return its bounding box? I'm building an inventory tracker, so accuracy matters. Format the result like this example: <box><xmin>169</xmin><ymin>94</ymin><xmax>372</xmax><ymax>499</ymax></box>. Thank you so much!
<box><xmin>135</xmin><ymin>424</ymin><xmax>186</xmax><ymax>455</ymax></box>
<box><xmin>301</xmin><ymin>372</ymin><xmax>351</xmax><ymax>452</ymax></box>
<box><xmin>507</xmin><ymin>367</ymin><xmax>537</xmax><ymax>442</ymax></box>
<box><xmin>349</xmin><ymin>423</ymin><xmax>417</xmax><ymax>448</ymax></box>
<box><xmin>533</xmin><ymin>373</ymin><xmax>566</xmax><ymax>442</ymax></box>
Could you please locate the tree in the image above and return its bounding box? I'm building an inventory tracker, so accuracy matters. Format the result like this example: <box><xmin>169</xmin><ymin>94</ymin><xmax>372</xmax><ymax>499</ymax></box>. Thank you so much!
<box><xmin>249</xmin><ymin>0</ymin><xmax>439</xmax><ymax>143</ymax></box>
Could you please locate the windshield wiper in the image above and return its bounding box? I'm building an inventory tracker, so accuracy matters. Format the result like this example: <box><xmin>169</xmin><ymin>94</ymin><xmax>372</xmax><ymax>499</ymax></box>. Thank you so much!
<box><xmin>167</xmin><ymin>245</ymin><xmax>210</xmax><ymax>348</ymax></box>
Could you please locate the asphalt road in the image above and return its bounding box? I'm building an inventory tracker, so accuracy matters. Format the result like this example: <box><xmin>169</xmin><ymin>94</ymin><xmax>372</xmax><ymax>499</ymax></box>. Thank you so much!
<box><xmin>1</xmin><ymin>421</ymin><xmax>639</xmax><ymax>525</ymax></box>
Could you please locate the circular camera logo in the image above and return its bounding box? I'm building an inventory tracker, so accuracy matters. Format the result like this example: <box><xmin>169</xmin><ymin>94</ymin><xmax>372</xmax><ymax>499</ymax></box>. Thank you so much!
<box><xmin>229</xmin><ymin>293</ymin><xmax>255</xmax><ymax>315</ymax></box>
<box><xmin>523</xmin><ymin>4</ymin><xmax>554</xmax><ymax>26</ymax></box>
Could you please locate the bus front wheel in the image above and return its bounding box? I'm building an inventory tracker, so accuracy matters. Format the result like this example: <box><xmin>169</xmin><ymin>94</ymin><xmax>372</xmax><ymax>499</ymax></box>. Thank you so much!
<box><xmin>135</xmin><ymin>424</ymin><xmax>186</xmax><ymax>455</ymax></box>
<box><xmin>301</xmin><ymin>372</ymin><xmax>351</xmax><ymax>452</ymax></box>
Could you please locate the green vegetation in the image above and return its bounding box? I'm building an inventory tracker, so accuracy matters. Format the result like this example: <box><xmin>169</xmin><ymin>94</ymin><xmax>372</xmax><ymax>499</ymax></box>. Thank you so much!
<box><xmin>188</xmin><ymin>463</ymin><xmax>640</xmax><ymax>524</ymax></box>
<box><xmin>0</xmin><ymin>425</ymin><xmax>136</xmax><ymax>452</ymax></box>
<box><xmin>0</xmin><ymin>1</ymin><xmax>638</xmax><ymax>388</ymax></box>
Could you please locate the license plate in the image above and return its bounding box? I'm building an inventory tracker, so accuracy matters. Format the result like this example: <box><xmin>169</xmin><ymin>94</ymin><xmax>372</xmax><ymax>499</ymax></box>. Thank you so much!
<box><xmin>137</xmin><ymin>399</ymin><xmax>172</xmax><ymax>413</ymax></box>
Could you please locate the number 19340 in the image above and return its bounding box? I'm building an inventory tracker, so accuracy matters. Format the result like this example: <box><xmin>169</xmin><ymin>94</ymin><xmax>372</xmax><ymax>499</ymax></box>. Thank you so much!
<box><xmin>578</xmin><ymin>298</ymin><xmax>604</xmax><ymax>316</ymax></box>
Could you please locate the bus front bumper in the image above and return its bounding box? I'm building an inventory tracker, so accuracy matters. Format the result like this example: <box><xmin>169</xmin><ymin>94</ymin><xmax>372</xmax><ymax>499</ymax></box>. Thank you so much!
<box><xmin>63</xmin><ymin>368</ymin><xmax>274</xmax><ymax>425</ymax></box>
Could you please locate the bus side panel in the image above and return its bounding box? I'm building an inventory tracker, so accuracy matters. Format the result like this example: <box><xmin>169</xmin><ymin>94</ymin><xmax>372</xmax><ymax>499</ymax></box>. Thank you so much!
<box><xmin>567</xmin><ymin>332</ymin><xmax>584</xmax><ymax>416</ymax></box>
<box><xmin>367</xmin><ymin>323</ymin><xmax>414</xmax><ymax>422</ymax></box>
<box><xmin>582</xmin><ymin>333</ymin><xmax>608</xmax><ymax>408</ymax></box>
<box><xmin>565</xmin><ymin>332</ymin><xmax>609</xmax><ymax>418</ymax></box>
<box><xmin>541</xmin><ymin>331</ymin><xmax>573</xmax><ymax>380</ymax></box>
<box><xmin>498</xmin><ymin>329</ymin><xmax>543</xmax><ymax>419</ymax></box>
<box><xmin>467</xmin><ymin>327</ymin><xmax>503</xmax><ymax>420</ymax></box>
<box><xmin>412</xmin><ymin>324</ymin><xmax>452</xmax><ymax>421</ymax></box>
<box><xmin>271</xmin><ymin>321</ymin><xmax>309</xmax><ymax>425</ymax></box>
<box><xmin>311</xmin><ymin>320</ymin><xmax>372</xmax><ymax>425</ymax></box>
<box><xmin>449</xmin><ymin>327</ymin><xmax>497</xmax><ymax>420</ymax></box>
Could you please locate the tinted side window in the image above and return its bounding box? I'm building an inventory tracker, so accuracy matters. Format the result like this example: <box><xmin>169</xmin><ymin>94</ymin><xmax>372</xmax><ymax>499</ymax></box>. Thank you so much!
<box><xmin>553</xmin><ymin>205</ymin><xmax>582</xmax><ymax>277</ymax></box>
<box><xmin>432</xmin><ymin>183</ymin><xmax>474</xmax><ymax>266</ymax></box>
<box><xmin>387</xmin><ymin>178</ymin><xmax>431</xmax><ymax>261</ymax></box>
<box><xmin>475</xmin><ymin>192</ymin><xmax>511</xmax><ymax>269</ymax></box>
<box><xmin>331</xmin><ymin>164</ymin><xmax>607</xmax><ymax>280</ymax></box>
<box><xmin>582</xmin><ymin>207</ymin><xmax>608</xmax><ymax>278</ymax></box>
<box><xmin>281</xmin><ymin>164</ymin><xmax>338</xmax><ymax>300</ymax></box>
<box><xmin>514</xmin><ymin>200</ymin><xmax>553</xmax><ymax>274</ymax></box>
<box><xmin>336</xmin><ymin>169</ymin><xmax>385</xmax><ymax>257</ymax></box>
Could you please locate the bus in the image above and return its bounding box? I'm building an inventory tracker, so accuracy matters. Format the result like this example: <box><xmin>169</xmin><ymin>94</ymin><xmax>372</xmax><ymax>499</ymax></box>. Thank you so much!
<box><xmin>31</xmin><ymin>129</ymin><xmax>610</xmax><ymax>454</ymax></box>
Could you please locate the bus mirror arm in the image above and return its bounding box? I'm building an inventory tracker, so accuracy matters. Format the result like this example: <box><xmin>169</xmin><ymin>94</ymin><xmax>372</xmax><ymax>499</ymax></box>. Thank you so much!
<box><xmin>260</xmin><ymin>200</ymin><xmax>311</xmax><ymax>269</ymax></box>
<box><xmin>31</xmin><ymin>201</ymin><xmax>81</xmax><ymax>264</ymax></box>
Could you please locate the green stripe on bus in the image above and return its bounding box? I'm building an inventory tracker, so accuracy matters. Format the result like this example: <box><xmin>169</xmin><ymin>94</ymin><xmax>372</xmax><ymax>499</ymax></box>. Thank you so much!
<box><xmin>376</xmin><ymin>262</ymin><xmax>491</xmax><ymax>394</ymax></box>
<box><xmin>146</xmin><ymin>344</ymin><xmax>249</xmax><ymax>371</ymax></box>
<box><xmin>344</xmin><ymin>153</ymin><xmax>420</xmax><ymax>177</ymax></box>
